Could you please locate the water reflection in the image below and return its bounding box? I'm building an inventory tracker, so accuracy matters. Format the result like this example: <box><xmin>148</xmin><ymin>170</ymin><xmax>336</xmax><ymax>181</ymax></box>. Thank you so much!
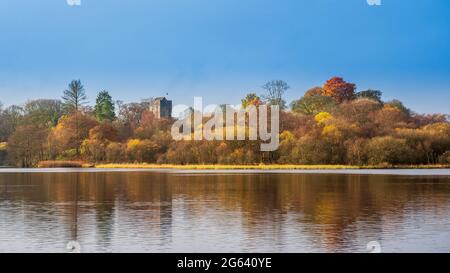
<box><xmin>0</xmin><ymin>172</ymin><xmax>450</xmax><ymax>252</ymax></box>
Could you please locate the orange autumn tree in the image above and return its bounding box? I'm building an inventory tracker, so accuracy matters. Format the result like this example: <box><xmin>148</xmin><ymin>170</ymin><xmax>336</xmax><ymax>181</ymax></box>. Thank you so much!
<box><xmin>241</xmin><ymin>93</ymin><xmax>263</xmax><ymax>108</ymax></box>
<box><xmin>48</xmin><ymin>112</ymin><xmax>98</xmax><ymax>159</ymax></box>
<box><xmin>304</xmin><ymin>86</ymin><xmax>326</xmax><ymax>97</ymax></box>
<box><xmin>323</xmin><ymin>77</ymin><xmax>356</xmax><ymax>103</ymax></box>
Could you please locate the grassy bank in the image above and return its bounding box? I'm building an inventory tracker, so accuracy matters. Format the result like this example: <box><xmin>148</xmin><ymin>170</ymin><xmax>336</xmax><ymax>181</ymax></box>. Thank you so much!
<box><xmin>94</xmin><ymin>163</ymin><xmax>450</xmax><ymax>170</ymax></box>
<box><xmin>0</xmin><ymin>142</ymin><xmax>7</xmax><ymax>167</ymax></box>
<box><xmin>38</xmin><ymin>161</ymin><xmax>93</xmax><ymax>168</ymax></box>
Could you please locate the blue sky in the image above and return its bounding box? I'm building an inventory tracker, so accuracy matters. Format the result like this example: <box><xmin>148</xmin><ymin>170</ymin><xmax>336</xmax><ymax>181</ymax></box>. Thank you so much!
<box><xmin>0</xmin><ymin>0</ymin><xmax>449</xmax><ymax>113</ymax></box>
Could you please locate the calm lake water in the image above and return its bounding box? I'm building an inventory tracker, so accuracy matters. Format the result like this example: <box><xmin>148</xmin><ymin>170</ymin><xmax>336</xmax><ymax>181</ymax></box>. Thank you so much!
<box><xmin>1</xmin><ymin>169</ymin><xmax>450</xmax><ymax>253</ymax></box>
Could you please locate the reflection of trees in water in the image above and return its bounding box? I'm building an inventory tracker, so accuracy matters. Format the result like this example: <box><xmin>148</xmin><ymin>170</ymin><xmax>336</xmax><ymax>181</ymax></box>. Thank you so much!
<box><xmin>1</xmin><ymin>172</ymin><xmax>449</xmax><ymax>251</ymax></box>
<box><xmin>70</xmin><ymin>173</ymin><xmax>78</xmax><ymax>242</ymax></box>
<box><xmin>154</xmin><ymin>173</ymin><xmax>450</xmax><ymax>251</ymax></box>
<box><xmin>158</xmin><ymin>174</ymin><xmax>172</xmax><ymax>247</ymax></box>
<box><xmin>92</xmin><ymin>173</ymin><xmax>115</xmax><ymax>248</ymax></box>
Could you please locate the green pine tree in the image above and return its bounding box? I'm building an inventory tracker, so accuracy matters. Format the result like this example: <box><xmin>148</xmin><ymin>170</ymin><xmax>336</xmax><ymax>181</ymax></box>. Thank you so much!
<box><xmin>94</xmin><ymin>90</ymin><xmax>116</xmax><ymax>122</ymax></box>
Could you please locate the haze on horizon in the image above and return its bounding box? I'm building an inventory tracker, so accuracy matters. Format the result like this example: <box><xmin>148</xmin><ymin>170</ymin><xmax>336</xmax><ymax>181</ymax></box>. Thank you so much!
<box><xmin>0</xmin><ymin>0</ymin><xmax>449</xmax><ymax>114</ymax></box>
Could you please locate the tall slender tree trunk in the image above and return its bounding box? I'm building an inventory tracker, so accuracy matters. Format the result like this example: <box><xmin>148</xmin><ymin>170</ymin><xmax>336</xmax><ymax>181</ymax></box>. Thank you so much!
<box><xmin>75</xmin><ymin>112</ymin><xmax>80</xmax><ymax>156</ymax></box>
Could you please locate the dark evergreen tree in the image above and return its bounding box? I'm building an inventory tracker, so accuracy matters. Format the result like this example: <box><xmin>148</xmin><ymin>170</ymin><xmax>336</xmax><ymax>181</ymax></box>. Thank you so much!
<box><xmin>95</xmin><ymin>90</ymin><xmax>116</xmax><ymax>121</ymax></box>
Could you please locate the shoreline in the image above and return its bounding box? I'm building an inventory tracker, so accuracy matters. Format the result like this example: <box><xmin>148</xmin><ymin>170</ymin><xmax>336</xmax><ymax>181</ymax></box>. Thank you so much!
<box><xmin>2</xmin><ymin>163</ymin><xmax>450</xmax><ymax>171</ymax></box>
<box><xmin>94</xmin><ymin>163</ymin><xmax>450</xmax><ymax>170</ymax></box>
<box><xmin>0</xmin><ymin>167</ymin><xmax>450</xmax><ymax>176</ymax></box>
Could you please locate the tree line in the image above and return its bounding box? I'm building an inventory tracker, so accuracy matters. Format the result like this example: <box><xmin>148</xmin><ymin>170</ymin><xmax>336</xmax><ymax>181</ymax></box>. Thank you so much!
<box><xmin>1</xmin><ymin>77</ymin><xmax>449</xmax><ymax>167</ymax></box>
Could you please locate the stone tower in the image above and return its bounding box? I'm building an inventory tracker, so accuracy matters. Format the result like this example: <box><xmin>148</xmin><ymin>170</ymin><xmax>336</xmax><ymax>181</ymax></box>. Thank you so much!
<box><xmin>149</xmin><ymin>97</ymin><xmax>172</xmax><ymax>119</ymax></box>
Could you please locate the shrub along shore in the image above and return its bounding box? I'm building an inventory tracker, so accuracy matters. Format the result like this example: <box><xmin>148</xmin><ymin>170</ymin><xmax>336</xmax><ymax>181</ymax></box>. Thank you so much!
<box><xmin>94</xmin><ymin>163</ymin><xmax>450</xmax><ymax>170</ymax></box>
<box><xmin>15</xmin><ymin>160</ymin><xmax>450</xmax><ymax>169</ymax></box>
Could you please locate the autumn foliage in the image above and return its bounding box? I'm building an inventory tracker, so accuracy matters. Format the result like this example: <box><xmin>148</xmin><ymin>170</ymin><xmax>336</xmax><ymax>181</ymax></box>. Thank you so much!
<box><xmin>323</xmin><ymin>77</ymin><xmax>356</xmax><ymax>103</ymax></box>
<box><xmin>1</xmin><ymin>77</ymin><xmax>449</xmax><ymax>167</ymax></box>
